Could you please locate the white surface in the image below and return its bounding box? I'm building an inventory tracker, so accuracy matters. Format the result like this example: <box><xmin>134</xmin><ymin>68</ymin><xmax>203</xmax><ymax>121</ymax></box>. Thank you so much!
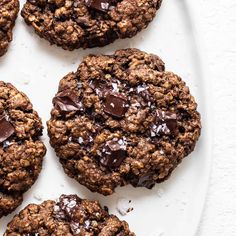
<box><xmin>0</xmin><ymin>0</ymin><xmax>212</xmax><ymax>235</ymax></box>
<box><xmin>196</xmin><ymin>0</ymin><xmax>236</xmax><ymax>235</ymax></box>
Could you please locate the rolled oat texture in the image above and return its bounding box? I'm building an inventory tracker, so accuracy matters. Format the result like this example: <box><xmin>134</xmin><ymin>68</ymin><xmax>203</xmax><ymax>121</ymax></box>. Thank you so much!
<box><xmin>0</xmin><ymin>0</ymin><xmax>19</xmax><ymax>57</ymax></box>
<box><xmin>47</xmin><ymin>48</ymin><xmax>201</xmax><ymax>195</ymax></box>
<box><xmin>0</xmin><ymin>81</ymin><xmax>46</xmax><ymax>217</ymax></box>
<box><xmin>21</xmin><ymin>0</ymin><xmax>162</xmax><ymax>50</ymax></box>
<box><xmin>4</xmin><ymin>194</ymin><xmax>135</xmax><ymax>235</ymax></box>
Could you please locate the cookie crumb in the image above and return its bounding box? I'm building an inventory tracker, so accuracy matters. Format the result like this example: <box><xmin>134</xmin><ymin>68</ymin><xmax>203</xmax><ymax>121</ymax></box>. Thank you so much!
<box><xmin>156</xmin><ymin>188</ymin><xmax>164</xmax><ymax>198</ymax></box>
<box><xmin>116</xmin><ymin>198</ymin><xmax>134</xmax><ymax>216</ymax></box>
<box><xmin>150</xmin><ymin>230</ymin><xmax>164</xmax><ymax>236</ymax></box>
<box><xmin>34</xmin><ymin>193</ymin><xmax>43</xmax><ymax>201</ymax></box>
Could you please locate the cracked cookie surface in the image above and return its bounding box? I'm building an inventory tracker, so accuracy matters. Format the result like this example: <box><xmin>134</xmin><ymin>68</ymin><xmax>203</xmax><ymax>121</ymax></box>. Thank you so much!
<box><xmin>0</xmin><ymin>0</ymin><xmax>19</xmax><ymax>57</ymax></box>
<box><xmin>21</xmin><ymin>0</ymin><xmax>162</xmax><ymax>50</ymax></box>
<box><xmin>47</xmin><ymin>48</ymin><xmax>201</xmax><ymax>195</ymax></box>
<box><xmin>4</xmin><ymin>194</ymin><xmax>135</xmax><ymax>235</ymax></box>
<box><xmin>0</xmin><ymin>82</ymin><xmax>46</xmax><ymax>217</ymax></box>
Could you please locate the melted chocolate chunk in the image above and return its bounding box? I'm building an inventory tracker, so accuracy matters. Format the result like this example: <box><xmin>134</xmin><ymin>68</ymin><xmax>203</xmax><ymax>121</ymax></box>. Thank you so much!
<box><xmin>151</xmin><ymin>110</ymin><xmax>178</xmax><ymax>137</ymax></box>
<box><xmin>54</xmin><ymin>195</ymin><xmax>82</xmax><ymax>234</ymax></box>
<box><xmin>84</xmin><ymin>0</ymin><xmax>110</xmax><ymax>12</ymax></box>
<box><xmin>53</xmin><ymin>90</ymin><xmax>83</xmax><ymax>112</ymax></box>
<box><xmin>89</xmin><ymin>79</ymin><xmax>111</xmax><ymax>97</ymax></box>
<box><xmin>104</xmin><ymin>92</ymin><xmax>129</xmax><ymax>118</ymax></box>
<box><xmin>99</xmin><ymin>139</ymin><xmax>127</xmax><ymax>168</ymax></box>
<box><xmin>53</xmin><ymin>194</ymin><xmax>81</xmax><ymax>221</ymax></box>
<box><xmin>135</xmin><ymin>171</ymin><xmax>156</xmax><ymax>189</ymax></box>
<box><xmin>0</xmin><ymin>114</ymin><xmax>15</xmax><ymax>143</ymax></box>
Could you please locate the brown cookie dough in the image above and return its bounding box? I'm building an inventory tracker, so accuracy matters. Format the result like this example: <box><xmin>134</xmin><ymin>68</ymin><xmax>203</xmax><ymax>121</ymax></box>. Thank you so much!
<box><xmin>0</xmin><ymin>82</ymin><xmax>46</xmax><ymax>218</ymax></box>
<box><xmin>4</xmin><ymin>194</ymin><xmax>135</xmax><ymax>235</ymax></box>
<box><xmin>0</xmin><ymin>0</ymin><xmax>19</xmax><ymax>57</ymax></box>
<box><xmin>21</xmin><ymin>0</ymin><xmax>162</xmax><ymax>50</ymax></box>
<box><xmin>47</xmin><ymin>48</ymin><xmax>201</xmax><ymax>195</ymax></box>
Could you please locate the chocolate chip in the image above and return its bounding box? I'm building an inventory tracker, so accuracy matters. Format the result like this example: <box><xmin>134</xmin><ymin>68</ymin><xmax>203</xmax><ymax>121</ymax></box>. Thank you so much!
<box><xmin>99</xmin><ymin>139</ymin><xmax>127</xmax><ymax>168</ymax></box>
<box><xmin>53</xmin><ymin>90</ymin><xmax>83</xmax><ymax>112</ymax></box>
<box><xmin>0</xmin><ymin>114</ymin><xmax>15</xmax><ymax>143</ymax></box>
<box><xmin>104</xmin><ymin>92</ymin><xmax>128</xmax><ymax>118</ymax></box>
<box><xmin>84</xmin><ymin>0</ymin><xmax>110</xmax><ymax>12</ymax></box>
<box><xmin>135</xmin><ymin>171</ymin><xmax>156</xmax><ymax>189</ymax></box>
<box><xmin>151</xmin><ymin>110</ymin><xmax>178</xmax><ymax>136</ymax></box>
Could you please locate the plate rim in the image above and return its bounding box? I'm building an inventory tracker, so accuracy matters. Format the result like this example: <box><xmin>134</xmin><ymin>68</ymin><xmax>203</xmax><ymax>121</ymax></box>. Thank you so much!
<box><xmin>184</xmin><ymin>1</ymin><xmax>213</xmax><ymax>235</ymax></box>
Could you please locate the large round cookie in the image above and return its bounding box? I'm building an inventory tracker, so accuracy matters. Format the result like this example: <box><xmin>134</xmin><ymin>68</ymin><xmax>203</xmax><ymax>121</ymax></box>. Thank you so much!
<box><xmin>0</xmin><ymin>0</ymin><xmax>19</xmax><ymax>57</ymax></box>
<box><xmin>21</xmin><ymin>0</ymin><xmax>162</xmax><ymax>50</ymax></box>
<box><xmin>4</xmin><ymin>194</ymin><xmax>135</xmax><ymax>235</ymax></box>
<box><xmin>0</xmin><ymin>82</ymin><xmax>46</xmax><ymax>217</ymax></box>
<box><xmin>47</xmin><ymin>48</ymin><xmax>201</xmax><ymax>195</ymax></box>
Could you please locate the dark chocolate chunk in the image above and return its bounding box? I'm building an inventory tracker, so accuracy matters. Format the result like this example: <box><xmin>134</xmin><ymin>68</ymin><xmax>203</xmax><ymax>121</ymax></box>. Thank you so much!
<box><xmin>53</xmin><ymin>194</ymin><xmax>81</xmax><ymax>222</ymax></box>
<box><xmin>89</xmin><ymin>79</ymin><xmax>111</xmax><ymax>97</ymax></box>
<box><xmin>53</xmin><ymin>195</ymin><xmax>97</xmax><ymax>234</ymax></box>
<box><xmin>53</xmin><ymin>89</ymin><xmax>82</xmax><ymax>112</ymax></box>
<box><xmin>0</xmin><ymin>114</ymin><xmax>15</xmax><ymax>143</ymax></box>
<box><xmin>54</xmin><ymin>195</ymin><xmax>82</xmax><ymax>234</ymax></box>
<box><xmin>70</xmin><ymin>221</ymin><xmax>81</xmax><ymax>235</ymax></box>
<box><xmin>151</xmin><ymin>110</ymin><xmax>178</xmax><ymax>136</ymax></box>
<box><xmin>135</xmin><ymin>171</ymin><xmax>156</xmax><ymax>189</ymax></box>
<box><xmin>84</xmin><ymin>0</ymin><xmax>110</xmax><ymax>12</ymax></box>
<box><xmin>117</xmin><ymin>232</ymin><xmax>125</xmax><ymax>236</ymax></box>
<box><xmin>99</xmin><ymin>139</ymin><xmax>127</xmax><ymax>168</ymax></box>
<box><xmin>104</xmin><ymin>92</ymin><xmax>128</xmax><ymax>118</ymax></box>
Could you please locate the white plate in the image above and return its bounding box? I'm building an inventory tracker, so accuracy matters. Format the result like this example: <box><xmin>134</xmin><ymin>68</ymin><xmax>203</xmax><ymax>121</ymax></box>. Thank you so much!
<box><xmin>0</xmin><ymin>0</ymin><xmax>212</xmax><ymax>235</ymax></box>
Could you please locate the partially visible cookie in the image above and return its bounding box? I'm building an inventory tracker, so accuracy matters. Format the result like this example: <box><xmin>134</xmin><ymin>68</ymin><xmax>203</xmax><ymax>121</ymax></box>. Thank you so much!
<box><xmin>4</xmin><ymin>194</ymin><xmax>135</xmax><ymax>235</ymax></box>
<box><xmin>0</xmin><ymin>82</ymin><xmax>46</xmax><ymax>218</ymax></box>
<box><xmin>21</xmin><ymin>0</ymin><xmax>162</xmax><ymax>50</ymax></box>
<box><xmin>0</xmin><ymin>0</ymin><xmax>19</xmax><ymax>57</ymax></box>
<box><xmin>47</xmin><ymin>48</ymin><xmax>201</xmax><ymax>195</ymax></box>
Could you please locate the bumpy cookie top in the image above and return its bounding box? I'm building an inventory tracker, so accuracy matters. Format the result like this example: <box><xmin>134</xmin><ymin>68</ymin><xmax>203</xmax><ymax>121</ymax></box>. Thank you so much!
<box><xmin>4</xmin><ymin>194</ymin><xmax>135</xmax><ymax>235</ymax></box>
<box><xmin>47</xmin><ymin>49</ymin><xmax>201</xmax><ymax>195</ymax></box>
<box><xmin>0</xmin><ymin>0</ymin><xmax>19</xmax><ymax>56</ymax></box>
<box><xmin>0</xmin><ymin>82</ymin><xmax>46</xmax><ymax>217</ymax></box>
<box><xmin>21</xmin><ymin>0</ymin><xmax>162</xmax><ymax>50</ymax></box>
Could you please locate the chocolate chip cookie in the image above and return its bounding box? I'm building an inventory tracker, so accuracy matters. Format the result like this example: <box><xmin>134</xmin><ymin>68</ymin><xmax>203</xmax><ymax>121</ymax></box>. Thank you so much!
<box><xmin>0</xmin><ymin>0</ymin><xmax>19</xmax><ymax>57</ymax></box>
<box><xmin>4</xmin><ymin>194</ymin><xmax>135</xmax><ymax>235</ymax></box>
<box><xmin>0</xmin><ymin>82</ymin><xmax>46</xmax><ymax>218</ymax></box>
<box><xmin>21</xmin><ymin>0</ymin><xmax>162</xmax><ymax>50</ymax></box>
<box><xmin>47</xmin><ymin>48</ymin><xmax>201</xmax><ymax>195</ymax></box>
